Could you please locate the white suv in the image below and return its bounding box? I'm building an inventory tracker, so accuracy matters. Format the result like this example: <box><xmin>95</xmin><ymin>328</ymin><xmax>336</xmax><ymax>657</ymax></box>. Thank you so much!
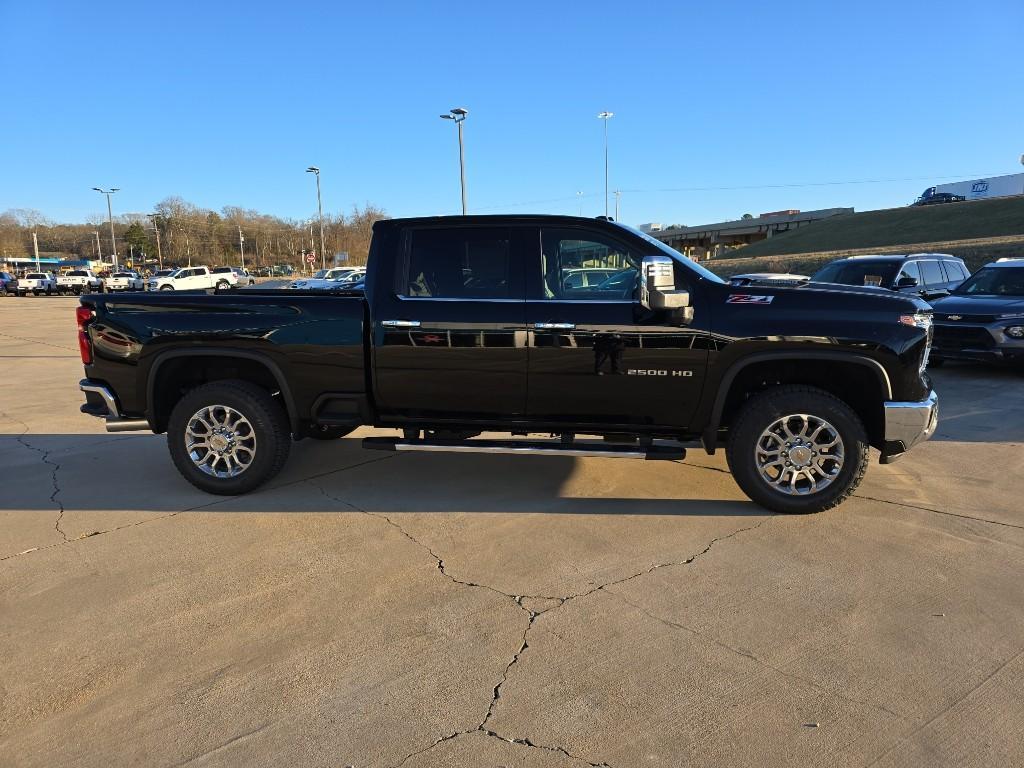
<box><xmin>147</xmin><ymin>266</ymin><xmax>231</xmax><ymax>292</ymax></box>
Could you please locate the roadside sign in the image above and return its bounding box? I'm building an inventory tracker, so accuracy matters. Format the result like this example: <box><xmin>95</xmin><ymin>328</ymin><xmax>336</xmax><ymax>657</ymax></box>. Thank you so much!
<box><xmin>306</xmin><ymin>253</ymin><xmax>316</xmax><ymax>264</ymax></box>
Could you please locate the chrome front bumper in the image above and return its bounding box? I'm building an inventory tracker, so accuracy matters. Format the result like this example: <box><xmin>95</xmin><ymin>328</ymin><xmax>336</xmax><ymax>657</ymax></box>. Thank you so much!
<box><xmin>880</xmin><ymin>390</ymin><xmax>938</xmax><ymax>463</ymax></box>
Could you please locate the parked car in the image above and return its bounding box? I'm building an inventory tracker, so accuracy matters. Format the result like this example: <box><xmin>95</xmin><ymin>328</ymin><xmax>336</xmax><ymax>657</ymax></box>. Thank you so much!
<box><xmin>562</xmin><ymin>267</ymin><xmax>621</xmax><ymax>290</ymax></box>
<box><xmin>76</xmin><ymin>214</ymin><xmax>937</xmax><ymax>515</ymax></box>
<box><xmin>930</xmin><ymin>258</ymin><xmax>1024</xmax><ymax>366</ymax></box>
<box><xmin>0</xmin><ymin>271</ymin><xmax>16</xmax><ymax>296</ymax></box>
<box><xmin>811</xmin><ymin>253</ymin><xmax>968</xmax><ymax>301</ymax></box>
<box><xmin>103</xmin><ymin>271</ymin><xmax>146</xmax><ymax>292</ymax></box>
<box><xmin>728</xmin><ymin>273</ymin><xmax>810</xmax><ymax>287</ymax></box>
<box><xmin>289</xmin><ymin>267</ymin><xmax>361</xmax><ymax>290</ymax></box>
<box><xmin>231</xmin><ymin>267</ymin><xmax>256</xmax><ymax>286</ymax></box>
<box><xmin>210</xmin><ymin>266</ymin><xmax>244</xmax><ymax>287</ymax></box>
<box><xmin>147</xmin><ymin>266</ymin><xmax>232</xmax><ymax>292</ymax></box>
<box><xmin>15</xmin><ymin>272</ymin><xmax>56</xmax><ymax>296</ymax></box>
<box><xmin>57</xmin><ymin>269</ymin><xmax>104</xmax><ymax>295</ymax></box>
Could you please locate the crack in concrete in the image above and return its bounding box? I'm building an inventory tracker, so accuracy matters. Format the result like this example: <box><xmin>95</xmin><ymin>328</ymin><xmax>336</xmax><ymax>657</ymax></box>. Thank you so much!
<box><xmin>4</xmin><ymin>414</ymin><xmax>68</xmax><ymax>543</ymax></box>
<box><xmin>852</xmin><ymin>492</ymin><xmax>1024</xmax><ymax>531</ymax></box>
<box><xmin>607</xmin><ymin>589</ymin><xmax>904</xmax><ymax>721</ymax></box>
<box><xmin>309</xmin><ymin>480</ymin><xmax>775</xmax><ymax>768</ymax></box>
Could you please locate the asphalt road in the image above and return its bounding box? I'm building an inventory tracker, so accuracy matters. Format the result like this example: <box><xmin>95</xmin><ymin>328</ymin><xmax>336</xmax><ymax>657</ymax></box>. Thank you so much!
<box><xmin>1</xmin><ymin>297</ymin><xmax>1022</xmax><ymax>768</ymax></box>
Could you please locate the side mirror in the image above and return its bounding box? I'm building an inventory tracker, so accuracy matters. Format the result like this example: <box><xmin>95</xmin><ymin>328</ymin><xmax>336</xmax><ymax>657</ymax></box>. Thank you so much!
<box><xmin>895</xmin><ymin>276</ymin><xmax>919</xmax><ymax>289</ymax></box>
<box><xmin>640</xmin><ymin>255</ymin><xmax>692</xmax><ymax>320</ymax></box>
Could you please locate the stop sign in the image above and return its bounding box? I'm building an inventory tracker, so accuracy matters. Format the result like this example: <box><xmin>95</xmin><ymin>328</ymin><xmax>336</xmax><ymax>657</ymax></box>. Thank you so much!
<box><xmin>306</xmin><ymin>253</ymin><xmax>316</xmax><ymax>264</ymax></box>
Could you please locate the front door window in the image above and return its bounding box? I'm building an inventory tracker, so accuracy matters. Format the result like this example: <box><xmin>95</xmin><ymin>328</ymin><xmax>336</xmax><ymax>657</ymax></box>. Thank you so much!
<box><xmin>540</xmin><ymin>229</ymin><xmax>639</xmax><ymax>301</ymax></box>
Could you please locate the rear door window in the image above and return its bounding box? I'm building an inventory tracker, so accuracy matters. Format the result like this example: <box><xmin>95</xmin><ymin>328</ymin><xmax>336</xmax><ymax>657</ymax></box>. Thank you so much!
<box><xmin>404</xmin><ymin>228</ymin><xmax>513</xmax><ymax>299</ymax></box>
<box><xmin>920</xmin><ymin>260</ymin><xmax>945</xmax><ymax>287</ymax></box>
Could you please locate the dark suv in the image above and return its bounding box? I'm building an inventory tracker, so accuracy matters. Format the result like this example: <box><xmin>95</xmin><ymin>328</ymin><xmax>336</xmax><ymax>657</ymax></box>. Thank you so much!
<box><xmin>0</xmin><ymin>271</ymin><xmax>16</xmax><ymax>295</ymax></box>
<box><xmin>811</xmin><ymin>253</ymin><xmax>969</xmax><ymax>301</ymax></box>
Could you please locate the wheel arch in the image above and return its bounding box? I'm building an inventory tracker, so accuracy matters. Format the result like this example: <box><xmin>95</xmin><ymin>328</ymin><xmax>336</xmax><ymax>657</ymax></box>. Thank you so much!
<box><xmin>702</xmin><ymin>351</ymin><xmax>892</xmax><ymax>453</ymax></box>
<box><xmin>146</xmin><ymin>349</ymin><xmax>298</xmax><ymax>434</ymax></box>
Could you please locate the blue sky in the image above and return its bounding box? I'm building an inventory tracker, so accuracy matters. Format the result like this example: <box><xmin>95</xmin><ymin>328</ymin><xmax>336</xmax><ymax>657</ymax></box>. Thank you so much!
<box><xmin>2</xmin><ymin>0</ymin><xmax>1022</xmax><ymax>227</ymax></box>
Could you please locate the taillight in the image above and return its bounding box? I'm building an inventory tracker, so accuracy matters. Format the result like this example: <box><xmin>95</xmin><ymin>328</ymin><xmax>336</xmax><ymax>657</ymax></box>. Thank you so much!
<box><xmin>76</xmin><ymin>305</ymin><xmax>95</xmax><ymax>364</ymax></box>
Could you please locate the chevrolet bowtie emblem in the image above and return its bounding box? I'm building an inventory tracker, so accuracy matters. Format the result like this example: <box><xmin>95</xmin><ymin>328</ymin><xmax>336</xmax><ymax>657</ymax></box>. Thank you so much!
<box><xmin>947</xmin><ymin>315</ymin><xmax>962</xmax><ymax>320</ymax></box>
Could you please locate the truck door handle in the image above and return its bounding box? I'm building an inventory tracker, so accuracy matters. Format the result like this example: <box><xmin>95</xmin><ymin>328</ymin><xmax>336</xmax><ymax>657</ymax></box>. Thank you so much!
<box><xmin>534</xmin><ymin>322</ymin><xmax>575</xmax><ymax>330</ymax></box>
<box><xmin>381</xmin><ymin>319</ymin><xmax>421</xmax><ymax>328</ymax></box>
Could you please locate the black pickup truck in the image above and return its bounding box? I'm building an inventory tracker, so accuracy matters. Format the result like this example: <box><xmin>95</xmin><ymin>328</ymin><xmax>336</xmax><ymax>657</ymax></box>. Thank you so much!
<box><xmin>76</xmin><ymin>215</ymin><xmax>938</xmax><ymax>514</ymax></box>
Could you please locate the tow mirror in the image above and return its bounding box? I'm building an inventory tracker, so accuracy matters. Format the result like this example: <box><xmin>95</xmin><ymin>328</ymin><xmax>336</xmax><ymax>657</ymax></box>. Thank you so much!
<box><xmin>895</xmin><ymin>276</ymin><xmax>918</xmax><ymax>289</ymax></box>
<box><xmin>640</xmin><ymin>254</ymin><xmax>693</xmax><ymax>321</ymax></box>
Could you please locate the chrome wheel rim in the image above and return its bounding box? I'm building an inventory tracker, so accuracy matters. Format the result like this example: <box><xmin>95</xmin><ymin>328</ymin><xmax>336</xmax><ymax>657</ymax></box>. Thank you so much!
<box><xmin>755</xmin><ymin>414</ymin><xmax>844</xmax><ymax>496</ymax></box>
<box><xmin>185</xmin><ymin>405</ymin><xmax>257</xmax><ymax>478</ymax></box>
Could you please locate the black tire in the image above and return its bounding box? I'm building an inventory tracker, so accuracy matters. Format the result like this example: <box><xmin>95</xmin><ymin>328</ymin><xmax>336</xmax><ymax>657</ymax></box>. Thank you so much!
<box><xmin>307</xmin><ymin>425</ymin><xmax>356</xmax><ymax>440</ymax></box>
<box><xmin>726</xmin><ymin>385</ymin><xmax>869</xmax><ymax>514</ymax></box>
<box><xmin>160</xmin><ymin>285</ymin><xmax>173</xmax><ymax>291</ymax></box>
<box><xmin>216</xmin><ymin>280</ymin><xmax>229</xmax><ymax>290</ymax></box>
<box><xmin>167</xmin><ymin>380</ymin><xmax>291</xmax><ymax>495</ymax></box>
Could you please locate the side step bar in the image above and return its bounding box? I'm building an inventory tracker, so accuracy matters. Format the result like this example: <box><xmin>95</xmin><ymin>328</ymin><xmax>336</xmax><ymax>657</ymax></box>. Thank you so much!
<box><xmin>362</xmin><ymin>436</ymin><xmax>686</xmax><ymax>461</ymax></box>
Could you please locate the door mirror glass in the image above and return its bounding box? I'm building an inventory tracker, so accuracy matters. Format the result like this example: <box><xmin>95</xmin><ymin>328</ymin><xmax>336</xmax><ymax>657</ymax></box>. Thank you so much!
<box><xmin>641</xmin><ymin>254</ymin><xmax>691</xmax><ymax>311</ymax></box>
<box><xmin>895</xmin><ymin>276</ymin><xmax>919</xmax><ymax>289</ymax></box>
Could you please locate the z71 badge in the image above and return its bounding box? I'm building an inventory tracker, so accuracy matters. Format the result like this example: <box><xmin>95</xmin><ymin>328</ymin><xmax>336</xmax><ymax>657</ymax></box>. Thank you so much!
<box><xmin>726</xmin><ymin>294</ymin><xmax>774</xmax><ymax>304</ymax></box>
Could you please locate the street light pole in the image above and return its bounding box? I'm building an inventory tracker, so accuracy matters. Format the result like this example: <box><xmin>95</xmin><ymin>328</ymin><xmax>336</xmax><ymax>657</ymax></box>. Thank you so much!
<box><xmin>440</xmin><ymin>107</ymin><xmax>469</xmax><ymax>215</ymax></box>
<box><xmin>306</xmin><ymin>167</ymin><xmax>326</xmax><ymax>270</ymax></box>
<box><xmin>93</xmin><ymin>231</ymin><xmax>102</xmax><ymax>262</ymax></box>
<box><xmin>614</xmin><ymin>189</ymin><xmax>621</xmax><ymax>221</ymax></box>
<box><xmin>92</xmin><ymin>187</ymin><xmax>120</xmax><ymax>269</ymax></box>
<box><xmin>597</xmin><ymin>112</ymin><xmax>613</xmax><ymax>218</ymax></box>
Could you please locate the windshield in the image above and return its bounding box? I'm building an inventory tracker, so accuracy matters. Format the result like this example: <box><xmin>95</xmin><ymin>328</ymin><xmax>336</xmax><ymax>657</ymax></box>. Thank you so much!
<box><xmin>811</xmin><ymin>260</ymin><xmax>900</xmax><ymax>288</ymax></box>
<box><xmin>613</xmin><ymin>222</ymin><xmax>726</xmax><ymax>284</ymax></box>
<box><xmin>953</xmin><ymin>266</ymin><xmax>1024</xmax><ymax>296</ymax></box>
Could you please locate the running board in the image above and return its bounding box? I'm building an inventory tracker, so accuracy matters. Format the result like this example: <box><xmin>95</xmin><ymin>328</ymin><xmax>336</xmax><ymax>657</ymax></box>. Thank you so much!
<box><xmin>361</xmin><ymin>437</ymin><xmax>686</xmax><ymax>461</ymax></box>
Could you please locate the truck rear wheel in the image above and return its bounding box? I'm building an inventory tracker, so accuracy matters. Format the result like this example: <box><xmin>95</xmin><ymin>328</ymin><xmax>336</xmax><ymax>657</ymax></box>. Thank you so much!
<box><xmin>726</xmin><ymin>385</ymin><xmax>869</xmax><ymax>514</ymax></box>
<box><xmin>167</xmin><ymin>380</ymin><xmax>291</xmax><ymax>495</ymax></box>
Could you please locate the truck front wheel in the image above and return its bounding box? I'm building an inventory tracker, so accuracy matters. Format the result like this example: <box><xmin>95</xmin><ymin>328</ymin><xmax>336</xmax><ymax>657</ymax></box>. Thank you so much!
<box><xmin>726</xmin><ymin>386</ymin><xmax>869</xmax><ymax>514</ymax></box>
<box><xmin>167</xmin><ymin>380</ymin><xmax>291</xmax><ymax>495</ymax></box>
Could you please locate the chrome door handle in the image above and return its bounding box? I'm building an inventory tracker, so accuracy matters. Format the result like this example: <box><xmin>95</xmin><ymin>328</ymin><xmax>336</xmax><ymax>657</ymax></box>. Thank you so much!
<box><xmin>382</xmin><ymin>319</ymin><xmax>421</xmax><ymax>328</ymax></box>
<box><xmin>534</xmin><ymin>322</ymin><xmax>575</xmax><ymax>330</ymax></box>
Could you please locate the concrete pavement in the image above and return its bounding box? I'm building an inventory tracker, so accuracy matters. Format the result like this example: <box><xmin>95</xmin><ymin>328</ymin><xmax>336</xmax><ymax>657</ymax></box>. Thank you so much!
<box><xmin>1</xmin><ymin>297</ymin><xmax>1022</xmax><ymax>767</ymax></box>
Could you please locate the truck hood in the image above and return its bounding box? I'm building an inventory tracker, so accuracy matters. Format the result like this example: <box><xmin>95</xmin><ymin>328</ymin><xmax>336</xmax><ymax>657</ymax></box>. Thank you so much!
<box><xmin>782</xmin><ymin>280</ymin><xmax>930</xmax><ymax>310</ymax></box>
<box><xmin>931</xmin><ymin>294</ymin><xmax>1024</xmax><ymax>316</ymax></box>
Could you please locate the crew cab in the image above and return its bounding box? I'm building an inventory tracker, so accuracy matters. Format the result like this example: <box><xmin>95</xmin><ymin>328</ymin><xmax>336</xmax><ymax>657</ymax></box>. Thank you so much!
<box><xmin>57</xmin><ymin>269</ymin><xmax>104</xmax><ymax>295</ymax></box>
<box><xmin>16</xmin><ymin>272</ymin><xmax>56</xmax><ymax>296</ymax></box>
<box><xmin>76</xmin><ymin>215</ymin><xmax>938</xmax><ymax>514</ymax></box>
<box><xmin>147</xmin><ymin>266</ymin><xmax>231</xmax><ymax>292</ymax></box>
<box><xmin>103</xmin><ymin>271</ymin><xmax>145</xmax><ymax>292</ymax></box>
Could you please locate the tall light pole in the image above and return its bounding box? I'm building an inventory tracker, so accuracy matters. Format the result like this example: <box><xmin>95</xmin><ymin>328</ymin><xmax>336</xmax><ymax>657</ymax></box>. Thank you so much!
<box><xmin>306</xmin><ymin>166</ymin><xmax>326</xmax><ymax>270</ymax></box>
<box><xmin>147</xmin><ymin>214</ymin><xmax>163</xmax><ymax>270</ymax></box>
<box><xmin>614</xmin><ymin>189</ymin><xmax>621</xmax><ymax>221</ymax></box>
<box><xmin>93</xmin><ymin>231</ymin><xmax>102</xmax><ymax>262</ymax></box>
<box><xmin>92</xmin><ymin>187</ymin><xmax>120</xmax><ymax>268</ymax></box>
<box><xmin>597</xmin><ymin>112</ymin><xmax>613</xmax><ymax>218</ymax></box>
<box><xmin>440</xmin><ymin>107</ymin><xmax>469</xmax><ymax>214</ymax></box>
<box><xmin>576</xmin><ymin>190</ymin><xmax>583</xmax><ymax>216</ymax></box>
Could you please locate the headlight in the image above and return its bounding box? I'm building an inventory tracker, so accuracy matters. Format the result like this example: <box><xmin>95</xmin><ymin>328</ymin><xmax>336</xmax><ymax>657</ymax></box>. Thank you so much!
<box><xmin>899</xmin><ymin>312</ymin><xmax>933</xmax><ymax>330</ymax></box>
<box><xmin>1006</xmin><ymin>326</ymin><xmax>1024</xmax><ymax>339</ymax></box>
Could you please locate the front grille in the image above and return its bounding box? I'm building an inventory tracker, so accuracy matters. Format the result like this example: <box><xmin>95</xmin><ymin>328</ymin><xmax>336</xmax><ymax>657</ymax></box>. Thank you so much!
<box><xmin>937</xmin><ymin>313</ymin><xmax>996</xmax><ymax>323</ymax></box>
<box><xmin>933</xmin><ymin>324</ymin><xmax>995</xmax><ymax>349</ymax></box>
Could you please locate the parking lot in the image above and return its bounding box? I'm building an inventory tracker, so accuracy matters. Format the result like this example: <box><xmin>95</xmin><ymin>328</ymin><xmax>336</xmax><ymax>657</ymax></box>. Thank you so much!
<box><xmin>1</xmin><ymin>297</ymin><xmax>1022</xmax><ymax>767</ymax></box>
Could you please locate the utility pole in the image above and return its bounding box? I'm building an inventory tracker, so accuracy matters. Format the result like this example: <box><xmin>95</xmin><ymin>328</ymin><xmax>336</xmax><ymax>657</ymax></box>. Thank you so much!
<box><xmin>309</xmin><ymin>222</ymin><xmax>315</xmax><ymax>273</ymax></box>
<box><xmin>598</xmin><ymin>112</ymin><xmax>614</xmax><ymax>218</ymax></box>
<box><xmin>238</xmin><ymin>225</ymin><xmax>246</xmax><ymax>270</ymax></box>
<box><xmin>32</xmin><ymin>231</ymin><xmax>40</xmax><ymax>270</ymax></box>
<box><xmin>148</xmin><ymin>215</ymin><xmax>163</xmax><ymax>270</ymax></box>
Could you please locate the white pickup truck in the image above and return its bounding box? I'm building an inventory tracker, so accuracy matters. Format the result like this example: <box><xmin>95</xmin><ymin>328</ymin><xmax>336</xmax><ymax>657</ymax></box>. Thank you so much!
<box><xmin>57</xmin><ymin>269</ymin><xmax>104</xmax><ymax>295</ymax></box>
<box><xmin>14</xmin><ymin>272</ymin><xmax>57</xmax><ymax>296</ymax></box>
<box><xmin>103</xmin><ymin>271</ymin><xmax>145</xmax><ymax>292</ymax></box>
<box><xmin>147</xmin><ymin>266</ymin><xmax>233</xmax><ymax>292</ymax></box>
